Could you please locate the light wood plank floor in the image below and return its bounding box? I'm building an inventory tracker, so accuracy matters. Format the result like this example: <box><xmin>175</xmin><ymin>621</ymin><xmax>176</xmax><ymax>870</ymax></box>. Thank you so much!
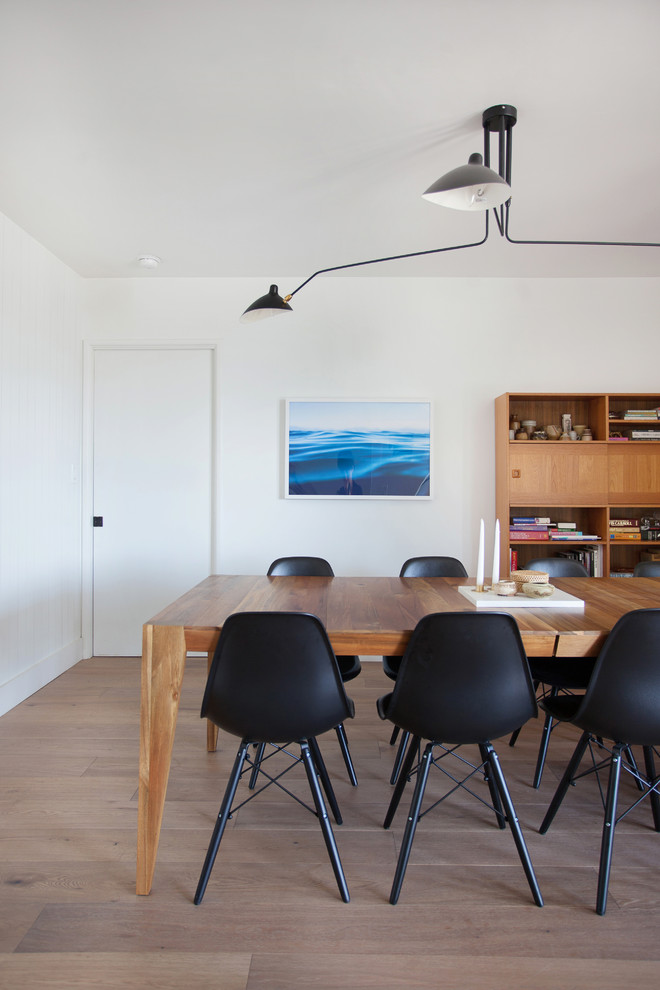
<box><xmin>1</xmin><ymin>657</ymin><xmax>659</xmax><ymax>989</ymax></box>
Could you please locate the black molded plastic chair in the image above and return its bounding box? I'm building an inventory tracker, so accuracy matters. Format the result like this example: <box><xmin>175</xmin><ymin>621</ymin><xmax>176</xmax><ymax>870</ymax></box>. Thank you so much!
<box><xmin>526</xmin><ymin>557</ymin><xmax>590</xmax><ymax>578</ymax></box>
<box><xmin>194</xmin><ymin>611</ymin><xmax>354</xmax><ymax>905</ymax></box>
<box><xmin>510</xmin><ymin>556</ymin><xmax>593</xmax><ymax>788</ymax></box>
<box><xmin>539</xmin><ymin>609</ymin><xmax>660</xmax><ymax>915</ymax></box>
<box><xmin>378</xmin><ymin>611</ymin><xmax>543</xmax><ymax>907</ymax></box>
<box><xmin>383</xmin><ymin>556</ymin><xmax>468</xmax><ymax>784</ymax></box>
<box><xmin>634</xmin><ymin>560</ymin><xmax>660</xmax><ymax>577</ymax></box>
<box><xmin>267</xmin><ymin>557</ymin><xmax>360</xmax><ymax>785</ymax></box>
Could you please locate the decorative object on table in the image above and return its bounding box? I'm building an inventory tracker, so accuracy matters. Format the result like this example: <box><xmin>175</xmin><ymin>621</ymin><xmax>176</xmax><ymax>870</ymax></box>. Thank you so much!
<box><xmin>241</xmin><ymin>105</ymin><xmax>660</xmax><ymax>323</ymax></box>
<box><xmin>546</xmin><ymin>424</ymin><xmax>562</xmax><ymax>440</ymax></box>
<box><xmin>522</xmin><ymin>582</ymin><xmax>555</xmax><ymax>598</ymax></box>
<box><xmin>492</xmin><ymin>580</ymin><xmax>517</xmax><ymax>596</ymax></box>
<box><xmin>491</xmin><ymin>519</ymin><xmax>500</xmax><ymax>585</ymax></box>
<box><xmin>458</xmin><ymin>585</ymin><xmax>584</xmax><ymax>609</ymax></box>
<box><xmin>561</xmin><ymin>413</ymin><xmax>572</xmax><ymax>434</ymax></box>
<box><xmin>285</xmin><ymin>400</ymin><xmax>431</xmax><ymax>499</ymax></box>
<box><xmin>510</xmin><ymin>569</ymin><xmax>549</xmax><ymax>591</ymax></box>
<box><xmin>581</xmin><ymin>428</ymin><xmax>593</xmax><ymax>441</ymax></box>
<box><xmin>475</xmin><ymin>518</ymin><xmax>486</xmax><ymax>592</ymax></box>
<box><xmin>574</xmin><ymin>424</ymin><xmax>587</xmax><ymax>438</ymax></box>
<box><xmin>515</xmin><ymin>429</ymin><xmax>528</xmax><ymax>440</ymax></box>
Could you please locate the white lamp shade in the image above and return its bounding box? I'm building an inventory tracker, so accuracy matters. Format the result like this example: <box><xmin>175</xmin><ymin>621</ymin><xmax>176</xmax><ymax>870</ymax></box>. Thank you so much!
<box><xmin>423</xmin><ymin>155</ymin><xmax>511</xmax><ymax>211</ymax></box>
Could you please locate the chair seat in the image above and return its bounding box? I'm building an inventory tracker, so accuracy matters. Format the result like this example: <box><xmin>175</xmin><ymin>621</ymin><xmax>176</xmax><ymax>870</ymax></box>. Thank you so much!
<box><xmin>529</xmin><ymin>657</ymin><xmax>594</xmax><ymax>691</ymax></box>
<box><xmin>539</xmin><ymin>692</ymin><xmax>583</xmax><ymax>722</ymax></box>
<box><xmin>337</xmin><ymin>655</ymin><xmax>361</xmax><ymax>682</ymax></box>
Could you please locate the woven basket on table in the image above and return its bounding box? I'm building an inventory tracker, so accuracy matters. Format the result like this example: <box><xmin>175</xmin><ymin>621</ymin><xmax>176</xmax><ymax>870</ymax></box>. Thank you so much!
<box><xmin>510</xmin><ymin>569</ymin><xmax>549</xmax><ymax>591</ymax></box>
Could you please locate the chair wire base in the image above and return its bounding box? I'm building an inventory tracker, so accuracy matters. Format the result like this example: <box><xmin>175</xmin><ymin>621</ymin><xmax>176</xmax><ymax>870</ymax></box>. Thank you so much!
<box><xmin>540</xmin><ymin>734</ymin><xmax>660</xmax><ymax>914</ymax></box>
<box><xmin>384</xmin><ymin>737</ymin><xmax>544</xmax><ymax>907</ymax></box>
<box><xmin>194</xmin><ymin>737</ymin><xmax>349</xmax><ymax>905</ymax></box>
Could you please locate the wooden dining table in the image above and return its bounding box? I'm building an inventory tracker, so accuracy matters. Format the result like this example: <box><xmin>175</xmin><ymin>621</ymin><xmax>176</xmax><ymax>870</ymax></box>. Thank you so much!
<box><xmin>137</xmin><ymin>573</ymin><xmax>660</xmax><ymax>894</ymax></box>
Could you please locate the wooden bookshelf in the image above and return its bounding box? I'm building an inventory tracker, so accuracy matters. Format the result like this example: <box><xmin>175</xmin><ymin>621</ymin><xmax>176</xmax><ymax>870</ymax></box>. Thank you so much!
<box><xmin>495</xmin><ymin>393</ymin><xmax>660</xmax><ymax>577</ymax></box>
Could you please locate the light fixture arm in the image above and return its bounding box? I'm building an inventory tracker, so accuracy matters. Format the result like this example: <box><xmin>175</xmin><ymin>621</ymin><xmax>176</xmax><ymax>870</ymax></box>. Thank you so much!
<box><xmin>504</xmin><ymin>203</ymin><xmax>660</xmax><ymax>249</ymax></box>
<box><xmin>481</xmin><ymin>105</ymin><xmax>660</xmax><ymax>250</ymax></box>
<box><xmin>284</xmin><ymin>214</ymin><xmax>491</xmax><ymax>302</ymax></box>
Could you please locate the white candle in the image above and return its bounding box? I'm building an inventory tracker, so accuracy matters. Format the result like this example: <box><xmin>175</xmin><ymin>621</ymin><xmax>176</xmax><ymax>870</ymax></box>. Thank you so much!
<box><xmin>492</xmin><ymin>518</ymin><xmax>500</xmax><ymax>585</ymax></box>
<box><xmin>476</xmin><ymin>518</ymin><xmax>485</xmax><ymax>590</ymax></box>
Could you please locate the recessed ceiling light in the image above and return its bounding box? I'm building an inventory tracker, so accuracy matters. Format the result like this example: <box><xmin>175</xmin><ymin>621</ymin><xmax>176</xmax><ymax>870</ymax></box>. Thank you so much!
<box><xmin>137</xmin><ymin>255</ymin><xmax>161</xmax><ymax>269</ymax></box>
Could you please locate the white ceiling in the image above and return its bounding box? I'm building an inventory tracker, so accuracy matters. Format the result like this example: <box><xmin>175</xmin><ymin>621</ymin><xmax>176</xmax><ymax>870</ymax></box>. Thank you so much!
<box><xmin>1</xmin><ymin>0</ymin><xmax>660</xmax><ymax>282</ymax></box>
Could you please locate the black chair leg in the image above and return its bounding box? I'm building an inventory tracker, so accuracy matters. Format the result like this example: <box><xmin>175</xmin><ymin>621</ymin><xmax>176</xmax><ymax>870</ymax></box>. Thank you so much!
<box><xmin>643</xmin><ymin>746</ymin><xmax>660</xmax><ymax>832</ymax></box>
<box><xmin>300</xmin><ymin>740</ymin><xmax>350</xmax><ymax>903</ymax></box>
<box><xmin>596</xmin><ymin>743</ymin><xmax>624</xmax><ymax>916</ymax></box>
<box><xmin>389</xmin><ymin>725</ymin><xmax>400</xmax><ymax>745</ymax></box>
<box><xmin>532</xmin><ymin>710</ymin><xmax>555</xmax><ymax>789</ymax></box>
<box><xmin>389</xmin><ymin>742</ymin><xmax>434</xmax><ymax>904</ymax></box>
<box><xmin>390</xmin><ymin>730</ymin><xmax>411</xmax><ymax>785</ymax></box>
<box><xmin>308</xmin><ymin>736</ymin><xmax>343</xmax><ymax>825</ymax></box>
<box><xmin>624</xmin><ymin>745</ymin><xmax>645</xmax><ymax>792</ymax></box>
<box><xmin>508</xmin><ymin>726</ymin><xmax>522</xmax><ymax>747</ymax></box>
<box><xmin>383</xmin><ymin>734</ymin><xmax>421</xmax><ymax>829</ymax></box>
<box><xmin>248</xmin><ymin>742</ymin><xmax>266</xmax><ymax>789</ymax></box>
<box><xmin>540</xmin><ymin>730</ymin><xmax>591</xmax><ymax>834</ymax></box>
<box><xmin>479</xmin><ymin>742</ymin><xmax>506</xmax><ymax>829</ymax></box>
<box><xmin>195</xmin><ymin>740</ymin><xmax>250</xmax><ymax>905</ymax></box>
<box><xmin>485</xmin><ymin>743</ymin><xmax>543</xmax><ymax>907</ymax></box>
<box><xmin>335</xmin><ymin>722</ymin><xmax>358</xmax><ymax>786</ymax></box>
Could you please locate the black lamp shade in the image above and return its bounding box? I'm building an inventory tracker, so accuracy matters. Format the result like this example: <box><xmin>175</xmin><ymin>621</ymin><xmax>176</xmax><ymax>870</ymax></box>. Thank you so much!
<box><xmin>423</xmin><ymin>153</ymin><xmax>511</xmax><ymax>211</ymax></box>
<box><xmin>240</xmin><ymin>284</ymin><xmax>293</xmax><ymax>323</ymax></box>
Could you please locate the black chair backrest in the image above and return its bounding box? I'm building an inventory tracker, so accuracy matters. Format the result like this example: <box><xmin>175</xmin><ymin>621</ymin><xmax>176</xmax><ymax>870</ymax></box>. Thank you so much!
<box><xmin>634</xmin><ymin>560</ymin><xmax>660</xmax><ymax>577</ymax></box>
<box><xmin>399</xmin><ymin>556</ymin><xmax>468</xmax><ymax>578</ymax></box>
<box><xmin>201</xmin><ymin>612</ymin><xmax>352</xmax><ymax>742</ymax></box>
<box><xmin>268</xmin><ymin>556</ymin><xmax>334</xmax><ymax>577</ymax></box>
<box><xmin>573</xmin><ymin>609</ymin><xmax>660</xmax><ymax>746</ymax></box>
<box><xmin>386</xmin><ymin>612</ymin><xmax>536</xmax><ymax>744</ymax></box>
<box><xmin>526</xmin><ymin>557</ymin><xmax>589</xmax><ymax>577</ymax></box>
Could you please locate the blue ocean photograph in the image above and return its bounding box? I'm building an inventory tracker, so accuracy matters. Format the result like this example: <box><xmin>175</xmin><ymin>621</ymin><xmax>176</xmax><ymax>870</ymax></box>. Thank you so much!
<box><xmin>286</xmin><ymin>400</ymin><xmax>431</xmax><ymax>497</ymax></box>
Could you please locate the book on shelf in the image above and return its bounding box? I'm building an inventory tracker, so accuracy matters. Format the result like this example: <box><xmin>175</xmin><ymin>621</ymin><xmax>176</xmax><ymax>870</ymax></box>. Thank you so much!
<box><xmin>550</xmin><ymin>534</ymin><xmax>600</xmax><ymax>541</ymax></box>
<box><xmin>511</xmin><ymin>516</ymin><xmax>551</xmax><ymax>525</ymax></box>
<box><xmin>631</xmin><ymin>431</ymin><xmax>660</xmax><ymax>440</ymax></box>
<box><xmin>556</xmin><ymin>545</ymin><xmax>603</xmax><ymax>576</ymax></box>
<box><xmin>509</xmin><ymin>549</ymin><xmax>518</xmax><ymax>571</ymax></box>
<box><xmin>509</xmin><ymin>530</ymin><xmax>549</xmax><ymax>540</ymax></box>
<box><xmin>556</xmin><ymin>522</ymin><xmax>577</xmax><ymax>530</ymax></box>
<box><xmin>610</xmin><ymin>533</ymin><xmax>642</xmax><ymax>541</ymax></box>
<box><xmin>609</xmin><ymin>518</ymin><xmax>639</xmax><ymax>527</ymax></box>
<box><xmin>609</xmin><ymin>435</ymin><xmax>629</xmax><ymax>440</ymax></box>
<box><xmin>510</xmin><ymin>524</ymin><xmax>549</xmax><ymax>531</ymax></box>
<box><xmin>623</xmin><ymin>409</ymin><xmax>660</xmax><ymax>418</ymax></box>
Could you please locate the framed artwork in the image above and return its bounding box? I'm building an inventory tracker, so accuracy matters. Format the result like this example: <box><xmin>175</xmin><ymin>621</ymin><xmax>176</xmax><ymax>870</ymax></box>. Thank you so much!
<box><xmin>285</xmin><ymin>399</ymin><xmax>432</xmax><ymax>499</ymax></box>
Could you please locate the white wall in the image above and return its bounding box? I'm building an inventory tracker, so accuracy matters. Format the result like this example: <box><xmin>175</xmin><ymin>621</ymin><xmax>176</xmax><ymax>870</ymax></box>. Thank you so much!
<box><xmin>83</xmin><ymin>273</ymin><xmax>660</xmax><ymax>580</ymax></box>
<box><xmin>0</xmin><ymin>213</ymin><xmax>83</xmax><ymax>716</ymax></box>
<box><xmin>2</xmin><ymin>250</ymin><xmax>658</xmax><ymax>715</ymax></box>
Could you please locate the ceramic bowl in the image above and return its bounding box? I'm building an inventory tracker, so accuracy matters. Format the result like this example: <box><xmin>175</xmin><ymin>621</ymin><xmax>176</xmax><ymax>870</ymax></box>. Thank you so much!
<box><xmin>522</xmin><ymin>582</ymin><xmax>555</xmax><ymax>599</ymax></box>
<box><xmin>492</xmin><ymin>580</ymin><xmax>517</xmax><ymax>596</ymax></box>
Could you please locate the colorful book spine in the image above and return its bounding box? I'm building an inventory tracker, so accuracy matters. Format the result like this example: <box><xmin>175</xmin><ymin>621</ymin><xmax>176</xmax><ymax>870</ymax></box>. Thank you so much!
<box><xmin>510</xmin><ymin>530</ymin><xmax>549</xmax><ymax>540</ymax></box>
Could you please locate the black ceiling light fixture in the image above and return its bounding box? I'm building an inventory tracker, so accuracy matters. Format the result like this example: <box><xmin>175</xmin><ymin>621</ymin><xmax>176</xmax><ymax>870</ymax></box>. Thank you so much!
<box><xmin>241</xmin><ymin>104</ymin><xmax>660</xmax><ymax>322</ymax></box>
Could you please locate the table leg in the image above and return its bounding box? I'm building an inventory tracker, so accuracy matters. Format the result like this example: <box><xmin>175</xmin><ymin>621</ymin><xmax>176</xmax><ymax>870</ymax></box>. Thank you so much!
<box><xmin>206</xmin><ymin>652</ymin><xmax>219</xmax><ymax>752</ymax></box>
<box><xmin>137</xmin><ymin>623</ymin><xmax>187</xmax><ymax>895</ymax></box>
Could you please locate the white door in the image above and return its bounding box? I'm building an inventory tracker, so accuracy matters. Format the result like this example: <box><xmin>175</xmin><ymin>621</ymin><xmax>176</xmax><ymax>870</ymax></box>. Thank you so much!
<box><xmin>93</xmin><ymin>346</ymin><xmax>214</xmax><ymax>655</ymax></box>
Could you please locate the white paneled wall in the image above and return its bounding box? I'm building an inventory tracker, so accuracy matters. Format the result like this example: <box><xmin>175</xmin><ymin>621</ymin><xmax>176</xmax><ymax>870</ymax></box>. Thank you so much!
<box><xmin>0</xmin><ymin>213</ymin><xmax>83</xmax><ymax>715</ymax></box>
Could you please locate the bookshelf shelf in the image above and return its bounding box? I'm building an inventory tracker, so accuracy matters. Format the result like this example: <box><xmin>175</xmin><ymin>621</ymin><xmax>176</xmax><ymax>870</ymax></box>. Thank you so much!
<box><xmin>496</xmin><ymin>393</ymin><xmax>660</xmax><ymax>577</ymax></box>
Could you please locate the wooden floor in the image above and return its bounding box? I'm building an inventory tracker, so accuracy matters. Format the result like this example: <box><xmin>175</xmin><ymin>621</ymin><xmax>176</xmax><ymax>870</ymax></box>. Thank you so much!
<box><xmin>1</xmin><ymin>658</ymin><xmax>659</xmax><ymax>989</ymax></box>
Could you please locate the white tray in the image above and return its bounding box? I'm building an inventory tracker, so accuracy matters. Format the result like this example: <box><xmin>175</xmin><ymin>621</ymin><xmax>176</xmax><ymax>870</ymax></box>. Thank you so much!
<box><xmin>458</xmin><ymin>585</ymin><xmax>585</xmax><ymax>609</ymax></box>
